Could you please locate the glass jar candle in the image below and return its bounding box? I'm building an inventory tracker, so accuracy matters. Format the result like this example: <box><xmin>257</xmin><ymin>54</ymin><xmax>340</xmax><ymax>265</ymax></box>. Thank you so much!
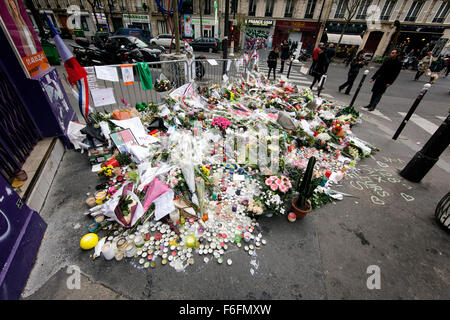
<box><xmin>102</xmin><ymin>242</ymin><xmax>115</xmax><ymax>260</ymax></box>
<box><xmin>125</xmin><ymin>244</ymin><xmax>136</xmax><ymax>257</ymax></box>
<box><xmin>134</xmin><ymin>234</ymin><xmax>144</xmax><ymax>248</ymax></box>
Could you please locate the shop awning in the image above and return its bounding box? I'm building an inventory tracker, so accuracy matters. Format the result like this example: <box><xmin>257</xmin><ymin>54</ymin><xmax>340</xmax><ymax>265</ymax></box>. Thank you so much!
<box><xmin>327</xmin><ymin>33</ymin><xmax>363</xmax><ymax>46</ymax></box>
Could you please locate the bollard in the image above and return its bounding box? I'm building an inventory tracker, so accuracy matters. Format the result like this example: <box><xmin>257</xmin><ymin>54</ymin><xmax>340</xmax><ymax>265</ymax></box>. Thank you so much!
<box><xmin>392</xmin><ymin>83</ymin><xmax>431</xmax><ymax>140</ymax></box>
<box><xmin>399</xmin><ymin>114</ymin><xmax>450</xmax><ymax>182</ymax></box>
<box><xmin>349</xmin><ymin>69</ymin><xmax>369</xmax><ymax>107</ymax></box>
<box><xmin>287</xmin><ymin>57</ymin><xmax>293</xmax><ymax>79</ymax></box>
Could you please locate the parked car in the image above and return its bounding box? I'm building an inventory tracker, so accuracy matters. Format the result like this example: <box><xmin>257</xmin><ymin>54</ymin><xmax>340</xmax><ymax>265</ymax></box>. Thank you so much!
<box><xmin>150</xmin><ymin>34</ymin><xmax>185</xmax><ymax>49</ymax></box>
<box><xmin>114</xmin><ymin>28</ymin><xmax>152</xmax><ymax>43</ymax></box>
<box><xmin>104</xmin><ymin>36</ymin><xmax>163</xmax><ymax>62</ymax></box>
<box><xmin>189</xmin><ymin>37</ymin><xmax>220</xmax><ymax>53</ymax></box>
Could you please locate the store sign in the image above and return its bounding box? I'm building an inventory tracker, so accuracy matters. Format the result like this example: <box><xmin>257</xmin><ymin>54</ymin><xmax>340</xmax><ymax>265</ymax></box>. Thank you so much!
<box><xmin>246</xmin><ymin>19</ymin><xmax>274</xmax><ymax>27</ymax></box>
<box><xmin>191</xmin><ymin>18</ymin><xmax>215</xmax><ymax>26</ymax></box>
<box><xmin>123</xmin><ymin>14</ymin><xmax>150</xmax><ymax>23</ymax></box>
<box><xmin>0</xmin><ymin>0</ymin><xmax>50</xmax><ymax>78</ymax></box>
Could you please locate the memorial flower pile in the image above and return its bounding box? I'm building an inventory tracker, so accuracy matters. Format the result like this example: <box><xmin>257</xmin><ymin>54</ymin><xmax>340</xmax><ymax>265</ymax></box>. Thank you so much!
<box><xmin>72</xmin><ymin>62</ymin><xmax>379</xmax><ymax>271</ymax></box>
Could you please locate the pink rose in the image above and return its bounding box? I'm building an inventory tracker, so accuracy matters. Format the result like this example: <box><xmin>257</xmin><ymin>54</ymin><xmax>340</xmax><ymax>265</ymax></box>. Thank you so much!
<box><xmin>274</xmin><ymin>178</ymin><xmax>282</xmax><ymax>185</ymax></box>
<box><xmin>279</xmin><ymin>185</ymin><xmax>288</xmax><ymax>193</ymax></box>
<box><xmin>265</xmin><ymin>178</ymin><xmax>273</xmax><ymax>186</ymax></box>
<box><xmin>270</xmin><ymin>184</ymin><xmax>278</xmax><ymax>191</ymax></box>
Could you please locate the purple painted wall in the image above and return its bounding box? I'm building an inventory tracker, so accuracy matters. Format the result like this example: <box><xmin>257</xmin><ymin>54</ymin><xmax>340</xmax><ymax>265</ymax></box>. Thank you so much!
<box><xmin>0</xmin><ymin>174</ymin><xmax>47</xmax><ymax>300</ymax></box>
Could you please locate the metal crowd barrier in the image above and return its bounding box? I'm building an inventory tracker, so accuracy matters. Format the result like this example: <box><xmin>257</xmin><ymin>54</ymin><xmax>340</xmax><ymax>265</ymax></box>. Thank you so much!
<box><xmin>61</xmin><ymin>57</ymin><xmax>248</xmax><ymax>119</ymax></box>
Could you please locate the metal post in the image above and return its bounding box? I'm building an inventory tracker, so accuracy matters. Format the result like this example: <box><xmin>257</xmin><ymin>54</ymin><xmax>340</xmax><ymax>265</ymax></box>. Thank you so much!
<box><xmin>349</xmin><ymin>69</ymin><xmax>369</xmax><ymax>107</ymax></box>
<box><xmin>399</xmin><ymin>114</ymin><xmax>450</xmax><ymax>183</ymax></box>
<box><xmin>392</xmin><ymin>83</ymin><xmax>431</xmax><ymax>140</ymax></box>
<box><xmin>222</xmin><ymin>0</ymin><xmax>230</xmax><ymax>75</ymax></box>
<box><xmin>287</xmin><ymin>57</ymin><xmax>293</xmax><ymax>79</ymax></box>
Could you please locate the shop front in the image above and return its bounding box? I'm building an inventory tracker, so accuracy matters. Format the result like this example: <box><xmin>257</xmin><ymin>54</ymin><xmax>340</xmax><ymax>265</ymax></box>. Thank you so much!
<box><xmin>273</xmin><ymin>20</ymin><xmax>317</xmax><ymax>51</ymax></box>
<box><xmin>387</xmin><ymin>25</ymin><xmax>446</xmax><ymax>56</ymax></box>
<box><xmin>190</xmin><ymin>17</ymin><xmax>217</xmax><ymax>39</ymax></box>
<box><xmin>123</xmin><ymin>13</ymin><xmax>152</xmax><ymax>34</ymax></box>
<box><xmin>244</xmin><ymin>19</ymin><xmax>274</xmax><ymax>50</ymax></box>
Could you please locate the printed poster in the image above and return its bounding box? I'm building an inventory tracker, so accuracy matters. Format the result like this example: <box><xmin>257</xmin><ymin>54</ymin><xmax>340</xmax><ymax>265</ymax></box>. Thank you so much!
<box><xmin>184</xmin><ymin>14</ymin><xmax>192</xmax><ymax>38</ymax></box>
<box><xmin>120</xmin><ymin>64</ymin><xmax>134</xmax><ymax>85</ymax></box>
<box><xmin>0</xmin><ymin>0</ymin><xmax>50</xmax><ymax>77</ymax></box>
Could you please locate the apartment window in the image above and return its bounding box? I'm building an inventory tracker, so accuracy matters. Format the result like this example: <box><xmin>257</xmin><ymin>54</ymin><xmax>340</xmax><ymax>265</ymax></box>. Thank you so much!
<box><xmin>404</xmin><ymin>0</ymin><xmax>423</xmax><ymax>22</ymax></box>
<box><xmin>136</xmin><ymin>0</ymin><xmax>142</xmax><ymax>10</ymax></box>
<box><xmin>158</xmin><ymin>20</ymin><xmax>168</xmax><ymax>34</ymax></box>
<box><xmin>380</xmin><ymin>0</ymin><xmax>396</xmax><ymax>20</ymax></box>
<box><xmin>355</xmin><ymin>0</ymin><xmax>371</xmax><ymax>20</ymax></box>
<box><xmin>334</xmin><ymin>0</ymin><xmax>347</xmax><ymax>19</ymax></box>
<box><xmin>304</xmin><ymin>0</ymin><xmax>316</xmax><ymax>19</ymax></box>
<box><xmin>248</xmin><ymin>0</ymin><xmax>256</xmax><ymax>16</ymax></box>
<box><xmin>204</xmin><ymin>0</ymin><xmax>211</xmax><ymax>14</ymax></box>
<box><xmin>80</xmin><ymin>16</ymin><xmax>90</xmax><ymax>31</ymax></box>
<box><xmin>265</xmin><ymin>0</ymin><xmax>274</xmax><ymax>17</ymax></box>
<box><xmin>285</xmin><ymin>0</ymin><xmax>296</xmax><ymax>18</ymax></box>
<box><xmin>433</xmin><ymin>1</ymin><xmax>450</xmax><ymax>23</ymax></box>
<box><xmin>231</xmin><ymin>0</ymin><xmax>238</xmax><ymax>15</ymax></box>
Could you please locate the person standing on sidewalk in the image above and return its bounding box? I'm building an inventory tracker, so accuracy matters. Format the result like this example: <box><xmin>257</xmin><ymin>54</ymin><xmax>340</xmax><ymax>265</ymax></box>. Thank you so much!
<box><xmin>267</xmin><ymin>46</ymin><xmax>279</xmax><ymax>80</ymax></box>
<box><xmin>414</xmin><ymin>51</ymin><xmax>433</xmax><ymax>81</ymax></box>
<box><xmin>339</xmin><ymin>50</ymin><xmax>366</xmax><ymax>95</ymax></box>
<box><xmin>325</xmin><ymin>43</ymin><xmax>336</xmax><ymax>72</ymax></box>
<box><xmin>363</xmin><ymin>49</ymin><xmax>402</xmax><ymax>111</ymax></box>
<box><xmin>309</xmin><ymin>46</ymin><xmax>329</xmax><ymax>90</ymax></box>
<box><xmin>279</xmin><ymin>40</ymin><xmax>290</xmax><ymax>73</ymax></box>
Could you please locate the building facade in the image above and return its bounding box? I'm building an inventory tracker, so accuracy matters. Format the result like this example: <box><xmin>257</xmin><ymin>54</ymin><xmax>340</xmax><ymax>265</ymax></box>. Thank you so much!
<box><xmin>24</xmin><ymin>0</ymin><xmax>450</xmax><ymax>58</ymax></box>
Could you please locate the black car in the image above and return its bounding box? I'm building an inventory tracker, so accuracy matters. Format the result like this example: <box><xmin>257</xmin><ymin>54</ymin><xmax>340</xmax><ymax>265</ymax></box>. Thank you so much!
<box><xmin>104</xmin><ymin>36</ymin><xmax>164</xmax><ymax>62</ymax></box>
<box><xmin>190</xmin><ymin>37</ymin><xmax>220</xmax><ymax>52</ymax></box>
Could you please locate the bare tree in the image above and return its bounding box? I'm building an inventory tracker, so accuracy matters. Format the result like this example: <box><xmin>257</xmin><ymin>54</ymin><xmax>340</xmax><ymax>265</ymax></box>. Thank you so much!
<box><xmin>333</xmin><ymin>0</ymin><xmax>366</xmax><ymax>51</ymax></box>
<box><xmin>86</xmin><ymin>0</ymin><xmax>100</xmax><ymax>31</ymax></box>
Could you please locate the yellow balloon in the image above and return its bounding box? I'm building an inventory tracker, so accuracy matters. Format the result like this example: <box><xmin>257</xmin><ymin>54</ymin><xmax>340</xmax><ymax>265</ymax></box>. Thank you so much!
<box><xmin>80</xmin><ymin>233</ymin><xmax>99</xmax><ymax>250</ymax></box>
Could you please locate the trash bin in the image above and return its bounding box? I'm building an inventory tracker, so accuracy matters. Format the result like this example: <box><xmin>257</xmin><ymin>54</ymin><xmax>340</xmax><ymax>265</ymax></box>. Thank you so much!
<box><xmin>435</xmin><ymin>191</ymin><xmax>450</xmax><ymax>231</ymax></box>
<box><xmin>73</xmin><ymin>29</ymin><xmax>85</xmax><ymax>38</ymax></box>
<box><xmin>41</xmin><ymin>39</ymin><xmax>60</xmax><ymax>65</ymax></box>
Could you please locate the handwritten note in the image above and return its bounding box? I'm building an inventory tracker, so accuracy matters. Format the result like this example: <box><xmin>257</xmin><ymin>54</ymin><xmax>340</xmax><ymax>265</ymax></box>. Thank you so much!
<box><xmin>91</xmin><ymin>87</ymin><xmax>116</xmax><ymax>107</ymax></box>
<box><xmin>95</xmin><ymin>66</ymin><xmax>119</xmax><ymax>82</ymax></box>
<box><xmin>154</xmin><ymin>190</ymin><xmax>175</xmax><ymax>221</ymax></box>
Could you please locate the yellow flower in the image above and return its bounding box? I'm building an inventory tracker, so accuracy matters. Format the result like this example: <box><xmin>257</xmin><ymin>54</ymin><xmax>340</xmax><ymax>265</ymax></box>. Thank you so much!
<box><xmin>96</xmin><ymin>198</ymin><xmax>103</xmax><ymax>205</ymax></box>
<box><xmin>202</xmin><ymin>166</ymin><xmax>210</xmax><ymax>176</ymax></box>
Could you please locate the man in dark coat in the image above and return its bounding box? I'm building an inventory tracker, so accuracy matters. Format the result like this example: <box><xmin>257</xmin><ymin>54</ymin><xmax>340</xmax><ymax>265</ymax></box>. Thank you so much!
<box><xmin>267</xmin><ymin>46</ymin><xmax>279</xmax><ymax>80</ymax></box>
<box><xmin>363</xmin><ymin>49</ymin><xmax>402</xmax><ymax>111</ymax></box>
<box><xmin>339</xmin><ymin>50</ymin><xmax>367</xmax><ymax>95</ymax></box>
<box><xmin>279</xmin><ymin>40</ymin><xmax>291</xmax><ymax>73</ymax></box>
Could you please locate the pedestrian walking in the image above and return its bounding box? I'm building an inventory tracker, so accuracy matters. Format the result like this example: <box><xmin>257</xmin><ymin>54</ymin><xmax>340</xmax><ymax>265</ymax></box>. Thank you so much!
<box><xmin>267</xmin><ymin>46</ymin><xmax>279</xmax><ymax>80</ymax></box>
<box><xmin>279</xmin><ymin>40</ymin><xmax>290</xmax><ymax>73</ymax></box>
<box><xmin>309</xmin><ymin>42</ymin><xmax>324</xmax><ymax>75</ymax></box>
<box><xmin>414</xmin><ymin>51</ymin><xmax>432</xmax><ymax>80</ymax></box>
<box><xmin>339</xmin><ymin>50</ymin><xmax>366</xmax><ymax>95</ymax></box>
<box><xmin>363</xmin><ymin>49</ymin><xmax>402</xmax><ymax>111</ymax></box>
<box><xmin>309</xmin><ymin>46</ymin><xmax>329</xmax><ymax>90</ymax></box>
<box><xmin>325</xmin><ymin>43</ymin><xmax>336</xmax><ymax>72</ymax></box>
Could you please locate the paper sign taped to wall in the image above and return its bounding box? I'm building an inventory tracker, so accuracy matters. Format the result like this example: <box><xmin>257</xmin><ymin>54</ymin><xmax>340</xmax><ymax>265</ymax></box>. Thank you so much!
<box><xmin>85</xmin><ymin>67</ymin><xmax>98</xmax><ymax>89</ymax></box>
<box><xmin>95</xmin><ymin>66</ymin><xmax>119</xmax><ymax>82</ymax></box>
<box><xmin>207</xmin><ymin>59</ymin><xmax>218</xmax><ymax>66</ymax></box>
<box><xmin>120</xmin><ymin>64</ymin><xmax>134</xmax><ymax>85</ymax></box>
<box><xmin>91</xmin><ymin>87</ymin><xmax>116</xmax><ymax>107</ymax></box>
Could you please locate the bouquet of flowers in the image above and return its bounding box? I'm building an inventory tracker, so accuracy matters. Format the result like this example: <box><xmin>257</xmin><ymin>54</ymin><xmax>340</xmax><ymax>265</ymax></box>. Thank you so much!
<box><xmin>155</xmin><ymin>79</ymin><xmax>172</xmax><ymax>92</ymax></box>
<box><xmin>211</xmin><ymin>117</ymin><xmax>231</xmax><ymax>134</ymax></box>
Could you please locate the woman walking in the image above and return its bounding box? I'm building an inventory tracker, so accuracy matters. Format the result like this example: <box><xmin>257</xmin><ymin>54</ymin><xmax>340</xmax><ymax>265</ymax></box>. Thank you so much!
<box><xmin>309</xmin><ymin>46</ymin><xmax>329</xmax><ymax>90</ymax></box>
<box><xmin>279</xmin><ymin>40</ymin><xmax>290</xmax><ymax>73</ymax></box>
<box><xmin>267</xmin><ymin>46</ymin><xmax>279</xmax><ymax>80</ymax></box>
<box><xmin>414</xmin><ymin>51</ymin><xmax>432</xmax><ymax>81</ymax></box>
<box><xmin>339</xmin><ymin>50</ymin><xmax>366</xmax><ymax>95</ymax></box>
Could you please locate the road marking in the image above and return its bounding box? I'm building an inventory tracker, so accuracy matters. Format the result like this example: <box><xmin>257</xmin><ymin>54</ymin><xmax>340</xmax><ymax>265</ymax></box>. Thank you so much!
<box><xmin>398</xmin><ymin>112</ymin><xmax>438</xmax><ymax>135</ymax></box>
<box><xmin>362</xmin><ymin>109</ymin><xmax>392</xmax><ymax>122</ymax></box>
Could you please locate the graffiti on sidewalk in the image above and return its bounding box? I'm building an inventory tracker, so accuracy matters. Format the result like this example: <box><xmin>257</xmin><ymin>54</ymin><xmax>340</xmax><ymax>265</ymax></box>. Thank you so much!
<box><xmin>346</xmin><ymin>156</ymin><xmax>415</xmax><ymax>205</ymax></box>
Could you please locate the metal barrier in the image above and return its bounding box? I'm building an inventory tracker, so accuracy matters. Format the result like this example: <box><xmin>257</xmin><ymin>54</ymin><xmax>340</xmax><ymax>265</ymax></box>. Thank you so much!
<box><xmin>62</xmin><ymin>58</ymin><xmax>248</xmax><ymax>118</ymax></box>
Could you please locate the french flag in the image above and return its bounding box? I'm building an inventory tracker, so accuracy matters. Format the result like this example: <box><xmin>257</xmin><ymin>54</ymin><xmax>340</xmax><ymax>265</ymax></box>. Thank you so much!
<box><xmin>44</xmin><ymin>14</ymin><xmax>87</xmax><ymax>84</ymax></box>
<box><xmin>44</xmin><ymin>14</ymin><xmax>90</xmax><ymax>120</ymax></box>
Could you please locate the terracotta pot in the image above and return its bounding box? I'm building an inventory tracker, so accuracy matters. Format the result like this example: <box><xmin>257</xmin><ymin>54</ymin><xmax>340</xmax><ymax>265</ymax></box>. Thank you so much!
<box><xmin>291</xmin><ymin>197</ymin><xmax>312</xmax><ymax>220</ymax></box>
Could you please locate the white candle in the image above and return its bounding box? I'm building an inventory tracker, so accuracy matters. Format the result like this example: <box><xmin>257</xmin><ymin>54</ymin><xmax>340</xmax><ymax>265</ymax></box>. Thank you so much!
<box><xmin>102</xmin><ymin>242</ymin><xmax>115</xmax><ymax>260</ymax></box>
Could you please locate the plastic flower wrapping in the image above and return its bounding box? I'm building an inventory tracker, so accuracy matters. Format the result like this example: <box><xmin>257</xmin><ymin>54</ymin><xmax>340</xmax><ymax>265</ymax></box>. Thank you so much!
<box><xmin>73</xmin><ymin>64</ymin><xmax>379</xmax><ymax>270</ymax></box>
